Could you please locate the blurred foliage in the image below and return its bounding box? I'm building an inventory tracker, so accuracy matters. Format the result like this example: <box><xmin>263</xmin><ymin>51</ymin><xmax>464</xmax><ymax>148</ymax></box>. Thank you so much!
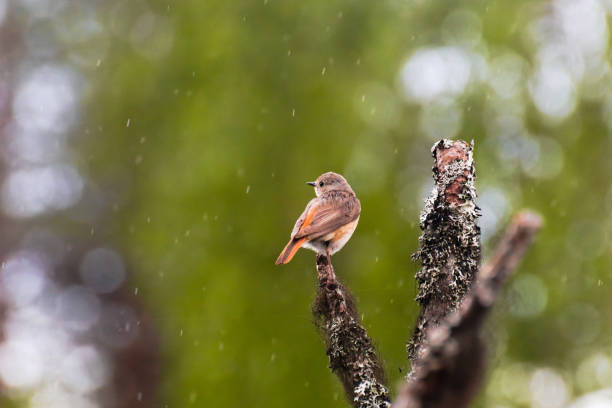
<box><xmin>69</xmin><ymin>0</ymin><xmax>612</xmax><ymax>406</ymax></box>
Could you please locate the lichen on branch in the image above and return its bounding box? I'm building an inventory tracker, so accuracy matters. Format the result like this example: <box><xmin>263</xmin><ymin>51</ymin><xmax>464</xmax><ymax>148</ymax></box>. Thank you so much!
<box><xmin>395</xmin><ymin>211</ymin><xmax>542</xmax><ymax>408</ymax></box>
<box><xmin>312</xmin><ymin>255</ymin><xmax>391</xmax><ymax>408</ymax></box>
<box><xmin>307</xmin><ymin>139</ymin><xmax>541</xmax><ymax>408</ymax></box>
<box><xmin>409</xmin><ymin>139</ymin><xmax>481</xmax><ymax>361</ymax></box>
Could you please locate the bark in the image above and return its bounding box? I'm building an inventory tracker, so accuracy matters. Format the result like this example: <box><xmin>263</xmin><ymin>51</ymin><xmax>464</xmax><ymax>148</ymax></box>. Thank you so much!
<box><xmin>408</xmin><ymin>139</ymin><xmax>481</xmax><ymax>362</ymax></box>
<box><xmin>313</xmin><ymin>254</ymin><xmax>391</xmax><ymax>408</ymax></box>
<box><xmin>310</xmin><ymin>139</ymin><xmax>541</xmax><ymax>408</ymax></box>
<box><xmin>394</xmin><ymin>211</ymin><xmax>542</xmax><ymax>408</ymax></box>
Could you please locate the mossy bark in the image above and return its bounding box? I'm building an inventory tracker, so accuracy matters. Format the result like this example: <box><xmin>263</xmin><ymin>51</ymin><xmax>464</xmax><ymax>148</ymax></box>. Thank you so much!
<box><xmin>313</xmin><ymin>255</ymin><xmax>390</xmax><ymax>408</ymax></box>
<box><xmin>408</xmin><ymin>140</ymin><xmax>481</xmax><ymax>362</ymax></box>
<box><xmin>396</xmin><ymin>211</ymin><xmax>541</xmax><ymax>408</ymax></box>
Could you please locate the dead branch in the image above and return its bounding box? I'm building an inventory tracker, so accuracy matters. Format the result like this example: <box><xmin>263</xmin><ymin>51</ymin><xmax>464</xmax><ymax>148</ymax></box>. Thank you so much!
<box><xmin>394</xmin><ymin>211</ymin><xmax>542</xmax><ymax>408</ymax></box>
<box><xmin>408</xmin><ymin>139</ymin><xmax>481</xmax><ymax>362</ymax></box>
<box><xmin>308</xmin><ymin>139</ymin><xmax>541</xmax><ymax>408</ymax></box>
<box><xmin>312</xmin><ymin>254</ymin><xmax>391</xmax><ymax>408</ymax></box>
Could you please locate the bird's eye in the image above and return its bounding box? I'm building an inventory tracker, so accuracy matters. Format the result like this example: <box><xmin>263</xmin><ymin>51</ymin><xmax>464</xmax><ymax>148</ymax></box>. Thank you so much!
<box><xmin>319</xmin><ymin>181</ymin><xmax>324</xmax><ymax>187</ymax></box>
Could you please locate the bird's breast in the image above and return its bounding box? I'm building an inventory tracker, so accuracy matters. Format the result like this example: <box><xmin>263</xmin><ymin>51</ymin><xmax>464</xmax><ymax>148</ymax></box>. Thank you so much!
<box><xmin>327</xmin><ymin>216</ymin><xmax>359</xmax><ymax>255</ymax></box>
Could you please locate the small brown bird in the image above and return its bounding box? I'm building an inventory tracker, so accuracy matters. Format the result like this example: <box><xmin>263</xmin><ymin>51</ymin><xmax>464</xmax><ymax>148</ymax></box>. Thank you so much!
<box><xmin>275</xmin><ymin>172</ymin><xmax>361</xmax><ymax>265</ymax></box>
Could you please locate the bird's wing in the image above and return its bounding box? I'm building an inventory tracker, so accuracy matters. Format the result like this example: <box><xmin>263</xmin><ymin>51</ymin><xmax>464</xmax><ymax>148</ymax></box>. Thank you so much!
<box><xmin>290</xmin><ymin>198</ymin><xmax>319</xmax><ymax>238</ymax></box>
<box><xmin>294</xmin><ymin>194</ymin><xmax>360</xmax><ymax>241</ymax></box>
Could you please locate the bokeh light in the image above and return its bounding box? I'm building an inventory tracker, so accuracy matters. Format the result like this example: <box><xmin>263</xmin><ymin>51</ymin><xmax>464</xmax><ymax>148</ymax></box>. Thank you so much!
<box><xmin>508</xmin><ymin>274</ymin><xmax>548</xmax><ymax>318</ymax></box>
<box><xmin>80</xmin><ymin>248</ymin><xmax>126</xmax><ymax>294</ymax></box>
<box><xmin>0</xmin><ymin>0</ymin><xmax>611</xmax><ymax>407</ymax></box>
<box><xmin>529</xmin><ymin>368</ymin><xmax>569</xmax><ymax>408</ymax></box>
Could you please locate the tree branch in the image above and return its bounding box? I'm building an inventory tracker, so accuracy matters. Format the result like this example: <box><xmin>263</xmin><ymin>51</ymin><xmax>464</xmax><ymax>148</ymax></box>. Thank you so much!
<box><xmin>408</xmin><ymin>139</ymin><xmax>481</xmax><ymax>362</ymax></box>
<box><xmin>313</xmin><ymin>254</ymin><xmax>391</xmax><ymax>408</ymax></box>
<box><xmin>394</xmin><ymin>211</ymin><xmax>542</xmax><ymax>408</ymax></box>
<box><xmin>308</xmin><ymin>139</ymin><xmax>541</xmax><ymax>408</ymax></box>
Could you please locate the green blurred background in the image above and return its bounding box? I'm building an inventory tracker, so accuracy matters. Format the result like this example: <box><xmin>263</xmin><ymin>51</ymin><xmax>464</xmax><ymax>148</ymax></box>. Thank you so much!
<box><xmin>2</xmin><ymin>0</ymin><xmax>612</xmax><ymax>407</ymax></box>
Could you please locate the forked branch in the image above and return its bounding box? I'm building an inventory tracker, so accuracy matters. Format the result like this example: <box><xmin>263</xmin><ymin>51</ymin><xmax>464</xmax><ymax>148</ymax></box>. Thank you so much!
<box><xmin>394</xmin><ymin>211</ymin><xmax>542</xmax><ymax>408</ymax></box>
<box><xmin>309</xmin><ymin>140</ymin><xmax>541</xmax><ymax>408</ymax></box>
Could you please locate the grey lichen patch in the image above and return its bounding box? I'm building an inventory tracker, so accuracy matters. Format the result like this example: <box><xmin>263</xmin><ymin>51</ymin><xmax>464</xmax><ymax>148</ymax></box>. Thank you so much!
<box><xmin>354</xmin><ymin>379</ymin><xmax>391</xmax><ymax>408</ymax></box>
<box><xmin>313</xmin><ymin>255</ymin><xmax>390</xmax><ymax>408</ymax></box>
<box><xmin>408</xmin><ymin>139</ymin><xmax>481</xmax><ymax>360</ymax></box>
<box><xmin>398</xmin><ymin>212</ymin><xmax>541</xmax><ymax>408</ymax></box>
<box><xmin>324</xmin><ymin>316</ymin><xmax>391</xmax><ymax>408</ymax></box>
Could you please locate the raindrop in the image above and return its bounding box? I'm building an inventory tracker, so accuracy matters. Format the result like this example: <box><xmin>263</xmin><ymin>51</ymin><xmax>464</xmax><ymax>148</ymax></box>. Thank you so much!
<box><xmin>353</xmin><ymin>83</ymin><xmax>400</xmax><ymax>129</ymax></box>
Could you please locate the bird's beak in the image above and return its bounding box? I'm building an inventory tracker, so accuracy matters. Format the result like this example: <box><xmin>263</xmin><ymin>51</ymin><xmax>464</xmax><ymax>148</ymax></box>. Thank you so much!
<box><xmin>306</xmin><ymin>181</ymin><xmax>316</xmax><ymax>187</ymax></box>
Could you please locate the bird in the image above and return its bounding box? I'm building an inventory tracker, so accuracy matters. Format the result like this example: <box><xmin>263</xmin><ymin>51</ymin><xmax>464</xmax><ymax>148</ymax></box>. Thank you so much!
<box><xmin>275</xmin><ymin>172</ymin><xmax>361</xmax><ymax>265</ymax></box>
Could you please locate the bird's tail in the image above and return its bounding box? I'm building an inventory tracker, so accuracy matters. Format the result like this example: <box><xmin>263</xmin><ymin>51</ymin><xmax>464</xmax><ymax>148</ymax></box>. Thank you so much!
<box><xmin>275</xmin><ymin>238</ymin><xmax>307</xmax><ymax>265</ymax></box>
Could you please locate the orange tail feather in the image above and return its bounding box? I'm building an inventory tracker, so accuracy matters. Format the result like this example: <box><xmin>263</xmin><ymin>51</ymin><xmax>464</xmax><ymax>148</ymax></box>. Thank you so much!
<box><xmin>275</xmin><ymin>238</ymin><xmax>307</xmax><ymax>265</ymax></box>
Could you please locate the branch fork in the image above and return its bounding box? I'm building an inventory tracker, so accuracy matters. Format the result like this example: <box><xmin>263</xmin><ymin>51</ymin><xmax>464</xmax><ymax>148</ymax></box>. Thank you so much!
<box><xmin>307</xmin><ymin>139</ymin><xmax>541</xmax><ymax>408</ymax></box>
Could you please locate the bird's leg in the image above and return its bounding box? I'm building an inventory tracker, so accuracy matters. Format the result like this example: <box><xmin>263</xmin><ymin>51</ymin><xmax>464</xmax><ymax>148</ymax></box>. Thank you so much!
<box><xmin>315</xmin><ymin>246</ymin><xmax>346</xmax><ymax>314</ymax></box>
<box><xmin>325</xmin><ymin>248</ymin><xmax>336</xmax><ymax>281</ymax></box>
<box><xmin>325</xmin><ymin>249</ymin><xmax>346</xmax><ymax>313</ymax></box>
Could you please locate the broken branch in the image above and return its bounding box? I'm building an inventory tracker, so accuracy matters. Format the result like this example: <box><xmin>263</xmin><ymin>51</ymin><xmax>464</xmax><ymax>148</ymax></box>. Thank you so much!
<box><xmin>395</xmin><ymin>211</ymin><xmax>542</xmax><ymax>408</ymax></box>
<box><xmin>408</xmin><ymin>139</ymin><xmax>481</xmax><ymax>362</ymax></box>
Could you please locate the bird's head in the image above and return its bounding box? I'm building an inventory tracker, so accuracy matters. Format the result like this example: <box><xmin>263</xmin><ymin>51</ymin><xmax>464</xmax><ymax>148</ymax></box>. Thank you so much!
<box><xmin>307</xmin><ymin>172</ymin><xmax>353</xmax><ymax>197</ymax></box>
